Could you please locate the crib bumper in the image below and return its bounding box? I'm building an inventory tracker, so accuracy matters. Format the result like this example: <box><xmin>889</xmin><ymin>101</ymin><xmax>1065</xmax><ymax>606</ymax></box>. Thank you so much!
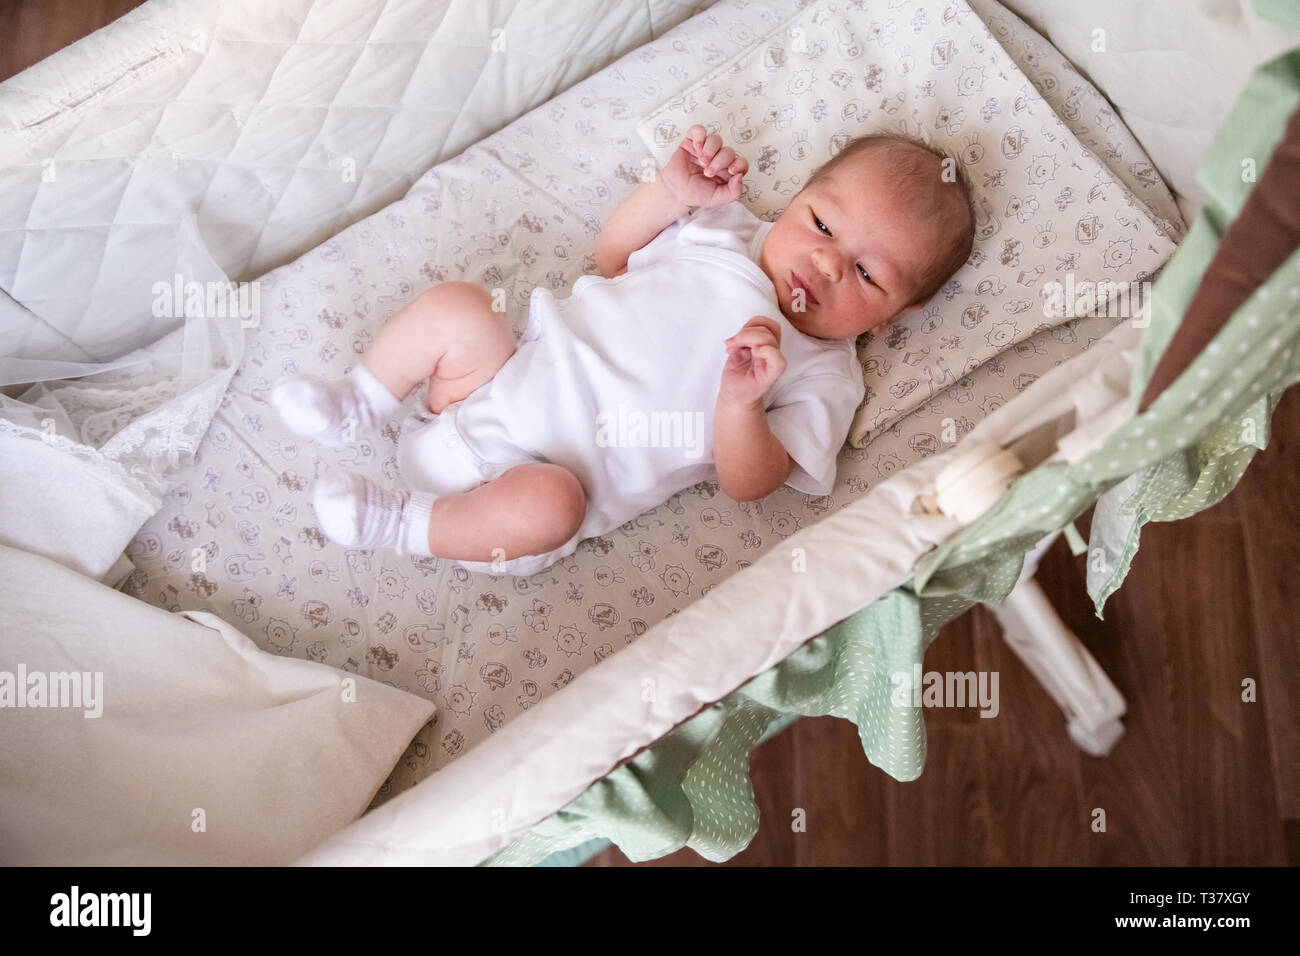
<box><xmin>913</xmin><ymin>320</ymin><xmax>1144</xmax><ymax>530</ymax></box>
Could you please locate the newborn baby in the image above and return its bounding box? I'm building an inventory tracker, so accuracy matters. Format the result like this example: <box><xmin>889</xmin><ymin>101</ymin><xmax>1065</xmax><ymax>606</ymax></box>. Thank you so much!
<box><xmin>271</xmin><ymin>125</ymin><xmax>975</xmax><ymax>575</ymax></box>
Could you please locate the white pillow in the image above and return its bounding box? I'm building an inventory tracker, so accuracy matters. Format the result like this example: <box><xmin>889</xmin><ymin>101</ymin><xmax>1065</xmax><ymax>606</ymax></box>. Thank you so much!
<box><xmin>0</xmin><ymin>543</ymin><xmax>435</xmax><ymax>865</ymax></box>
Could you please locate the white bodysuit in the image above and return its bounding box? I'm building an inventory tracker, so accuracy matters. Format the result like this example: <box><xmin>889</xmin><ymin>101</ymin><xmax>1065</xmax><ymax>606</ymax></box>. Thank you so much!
<box><xmin>396</xmin><ymin>200</ymin><xmax>865</xmax><ymax>575</ymax></box>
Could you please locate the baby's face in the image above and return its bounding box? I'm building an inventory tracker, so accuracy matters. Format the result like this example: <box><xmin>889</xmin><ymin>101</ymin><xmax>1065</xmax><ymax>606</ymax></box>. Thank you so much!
<box><xmin>757</xmin><ymin>150</ymin><xmax>940</xmax><ymax>340</ymax></box>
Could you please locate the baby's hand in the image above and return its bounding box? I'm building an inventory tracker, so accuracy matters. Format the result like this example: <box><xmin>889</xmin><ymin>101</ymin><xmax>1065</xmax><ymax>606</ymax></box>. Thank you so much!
<box><xmin>660</xmin><ymin>124</ymin><xmax>748</xmax><ymax>209</ymax></box>
<box><xmin>719</xmin><ymin>317</ymin><xmax>786</xmax><ymax>407</ymax></box>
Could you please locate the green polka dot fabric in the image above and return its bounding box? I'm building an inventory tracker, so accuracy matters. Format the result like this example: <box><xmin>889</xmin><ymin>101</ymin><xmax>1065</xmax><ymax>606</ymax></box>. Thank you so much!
<box><xmin>481</xmin><ymin>47</ymin><xmax>1300</xmax><ymax>868</ymax></box>
<box><xmin>486</xmin><ymin>589</ymin><xmax>936</xmax><ymax>866</ymax></box>
<box><xmin>1085</xmin><ymin>45</ymin><xmax>1300</xmax><ymax>616</ymax></box>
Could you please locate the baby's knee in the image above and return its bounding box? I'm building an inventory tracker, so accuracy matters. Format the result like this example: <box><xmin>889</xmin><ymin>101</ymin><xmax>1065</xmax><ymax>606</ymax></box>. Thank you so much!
<box><xmin>551</xmin><ymin>467</ymin><xmax>587</xmax><ymax>534</ymax></box>
<box><xmin>405</xmin><ymin>281</ymin><xmax>484</xmax><ymax>327</ymax></box>
<box><xmin>521</xmin><ymin>464</ymin><xmax>586</xmax><ymax>542</ymax></box>
<box><xmin>418</xmin><ymin>280</ymin><xmax>487</xmax><ymax>308</ymax></box>
<box><xmin>417</xmin><ymin>282</ymin><xmax>513</xmax><ymax>344</ymax></box>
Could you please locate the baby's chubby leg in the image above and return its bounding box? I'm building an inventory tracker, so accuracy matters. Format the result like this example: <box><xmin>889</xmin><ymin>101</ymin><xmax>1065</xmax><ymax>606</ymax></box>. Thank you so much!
<box><xmin>424</xmin><ymin>463</ymin><xmax>586</xmax><ymax>561</ymax></box>
<box><xmin>313</xmin><ymin>462</ymin><xmax>586</xmax><ymax>563</ymax></box>
<box><xmin>272</xmin><ymin>282</ymin><xmax>517</xmax><ymax>444</ymax></box>
<box><xmin>364</xmin><ymin>281</ymin><xmax>518</xmax><ymax>415</ymax></box>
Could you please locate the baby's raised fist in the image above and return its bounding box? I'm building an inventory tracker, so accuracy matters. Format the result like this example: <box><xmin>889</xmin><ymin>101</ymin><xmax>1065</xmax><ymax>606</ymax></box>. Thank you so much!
<box><xmin>719</xmin><ymin>316</ymin><xmax>786</xmax><ymax>407</ymax></box>
<box><xmin>660</xmin><ymin>124</ymin><xmax>749</xmax><ymax>209</ymax></box>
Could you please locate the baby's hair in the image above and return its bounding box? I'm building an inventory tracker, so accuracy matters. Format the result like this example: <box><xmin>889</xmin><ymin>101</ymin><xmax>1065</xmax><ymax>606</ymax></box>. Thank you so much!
<box><xmin>802</xmin><ymin>132</ymin><xmax>977</xmax><ymax>308</ymax></box>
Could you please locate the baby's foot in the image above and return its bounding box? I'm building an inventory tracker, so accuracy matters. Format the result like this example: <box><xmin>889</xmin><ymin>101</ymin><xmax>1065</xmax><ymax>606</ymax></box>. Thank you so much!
<box><xmin>312</xmin><ymin>468</ymin><xmax>435</xmax><ymax>555</ymax></box>
<box><xmin>271</xmin><ymin>366</ymin><xmax>400</xmax><ymax>448</ymax></box>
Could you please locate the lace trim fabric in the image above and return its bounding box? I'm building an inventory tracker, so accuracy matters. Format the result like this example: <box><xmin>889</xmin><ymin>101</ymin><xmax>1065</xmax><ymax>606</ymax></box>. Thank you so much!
<box><xmin>0</xmin><ymin>418</ymin><xmax>160</xmax><ymax>510</ymax></box>
<box><xmin>1</xmin><ymin>213</ymin><xmax>243</xmax><ymax>512</ymax></box>
<box><xmin>47</xmin><ymin>377</ymin><xmax>227</xmax><ymax>487</ymax></box>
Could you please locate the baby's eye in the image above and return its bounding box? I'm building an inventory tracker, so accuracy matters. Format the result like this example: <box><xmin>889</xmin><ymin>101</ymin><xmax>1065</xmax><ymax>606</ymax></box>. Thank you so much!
<box><xmin>815</xmin><ymin>212</ymin><xmax>871</xmax><ymax>283</ymax></box>
<box><xmin>811</xmin><ymin>217</ymin><xmax>873</xmax><ymax>286</ymax></box>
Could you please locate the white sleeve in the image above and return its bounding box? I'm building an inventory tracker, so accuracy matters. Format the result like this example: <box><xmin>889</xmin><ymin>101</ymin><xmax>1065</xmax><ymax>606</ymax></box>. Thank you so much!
<box><xmin>625</xmin><ymin>212</ymin><xmax>690</xmax><ymax>272</ymax></box>
<box><xmin>675</xmin><ymin>201</ymin><xmax>762</xmax><ymax>247</ymax></box>
<box><xmin>764</xmin><ymin>371</ymin><xmax>864</xmax><ymax>497</ymax></box>
<box><xmin>626</xmin><ymin>201</ymin><xmax>760</xmax><ymax>271</ymax></box>
<box><xmin>682</xmin><ymin>200</ymin><xmax>756</xmax><ymax>230</ymax></box>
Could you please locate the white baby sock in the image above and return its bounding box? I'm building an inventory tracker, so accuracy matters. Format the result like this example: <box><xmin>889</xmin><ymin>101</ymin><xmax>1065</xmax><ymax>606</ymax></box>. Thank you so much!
<box><xmin>313</xmin><ymin>469</ymin><xmax>437</xmax><ymax>556</ymax></box>
<box><xmin>272</xmin><ymin>365</ymin><xmax>401</xmax><ymax>447</ymax></box>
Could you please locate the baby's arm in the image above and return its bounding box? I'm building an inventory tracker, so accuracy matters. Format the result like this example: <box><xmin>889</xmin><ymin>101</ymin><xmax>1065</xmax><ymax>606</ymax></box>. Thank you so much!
<box><xmin>593</xmin><ymin>178</ymin><xmax>690</xmax><ymax>278</ymax></box>
<box><xmin>714</xmin><ymin>398</ymin><xmax>795</xmax><ymax>502</ymax></box>
<box><xmin>714</xmin><ymin>317</ymin><xmax>796</xmax><ymax>502</ymax></box>
<box><xmin>594</xmin><ymin>125</ymin><xmax>748</xmax><ymax>278</ymax></box>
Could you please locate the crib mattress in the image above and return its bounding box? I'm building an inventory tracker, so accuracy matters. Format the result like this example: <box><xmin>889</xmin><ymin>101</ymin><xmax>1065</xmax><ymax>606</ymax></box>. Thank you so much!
<box><xmin>114</xmin><ymin>0</ymin><xmax>1182</xmax><ymax>814</ymax></box>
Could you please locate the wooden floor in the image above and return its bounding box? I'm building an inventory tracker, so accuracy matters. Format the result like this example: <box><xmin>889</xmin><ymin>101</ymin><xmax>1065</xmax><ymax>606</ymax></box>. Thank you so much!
<box><xmin>0</xmin><ymin>0</ymin><xmax>150</xmax><ymax>81</ymax></box>
<box><xmin>7</xmin><ymin>0</ymin><xmax>1297</xmax><ymax>868</ymax></box>
<box><xmin>588</xmin><ymin>384</ymin><xmax>1300</xmax><ymax>866</ymax></box>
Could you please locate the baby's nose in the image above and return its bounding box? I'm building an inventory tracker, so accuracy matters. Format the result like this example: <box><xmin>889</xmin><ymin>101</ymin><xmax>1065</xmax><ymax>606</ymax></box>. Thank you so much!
<box><xmin>811</xmin><ymin>249</ymin><xmax>836</xmax><ymax>279</ymax></box>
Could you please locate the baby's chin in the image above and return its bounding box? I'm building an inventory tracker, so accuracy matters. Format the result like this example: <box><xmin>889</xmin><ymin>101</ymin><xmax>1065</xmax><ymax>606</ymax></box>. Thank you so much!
<box><xmin>781</xmin><ymin>302</ymin><xmax>812</xmax><ymax>335</ymax></box>
<box><xmin>776</xmin><ymin>290</ymin><xmax>863</xmax><ymax>340</ymax></box>
<box><xmin>783</xmin><ymin>308</ymin><xmax>835</xmax><ymax>340</ymax></box>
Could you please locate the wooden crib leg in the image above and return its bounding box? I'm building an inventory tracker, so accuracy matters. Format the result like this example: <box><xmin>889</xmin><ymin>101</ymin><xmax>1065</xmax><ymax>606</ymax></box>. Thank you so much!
<box><xmin>982</xmin><ymin>532</ymin><xmax>1127</xmax><ymax>757</ymax></box>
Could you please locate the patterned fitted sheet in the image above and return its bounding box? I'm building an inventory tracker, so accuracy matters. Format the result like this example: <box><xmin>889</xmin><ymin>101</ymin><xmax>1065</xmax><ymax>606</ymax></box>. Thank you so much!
<box><xmin>117</xmin><ymin>0</ymin><xmax>1182</xmax><ymax>808</ymax></box>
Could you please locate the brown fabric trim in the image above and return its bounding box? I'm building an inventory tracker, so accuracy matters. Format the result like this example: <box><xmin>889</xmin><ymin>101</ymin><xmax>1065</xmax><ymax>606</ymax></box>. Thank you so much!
<box><xmin>1138</xmin><ymin>101</ymin><xmax>1300</xmax><ymax>414</ymax></box>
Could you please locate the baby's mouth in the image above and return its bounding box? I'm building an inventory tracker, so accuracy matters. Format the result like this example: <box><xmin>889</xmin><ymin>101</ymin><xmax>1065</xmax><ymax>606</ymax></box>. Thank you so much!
<box><xmin>789</xmin><ymin>271</ymin><xmax>819</xmax><ymax>307</ymax></box>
